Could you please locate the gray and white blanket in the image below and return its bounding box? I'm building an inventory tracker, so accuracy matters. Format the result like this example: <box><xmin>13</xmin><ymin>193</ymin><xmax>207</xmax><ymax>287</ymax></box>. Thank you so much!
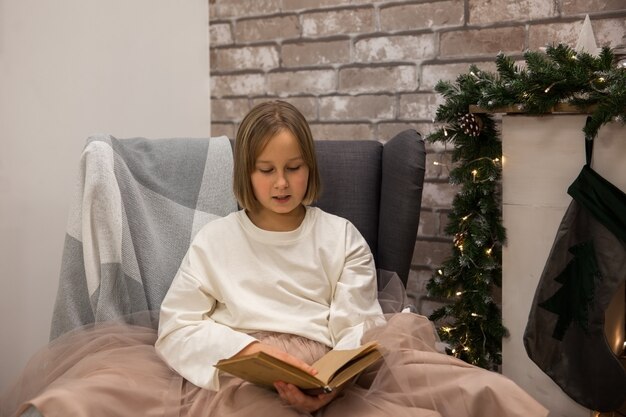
<box><xmin>50</xmin><ymin>134</ymin><xmax>237</xmax><ymax>339</ymax></box>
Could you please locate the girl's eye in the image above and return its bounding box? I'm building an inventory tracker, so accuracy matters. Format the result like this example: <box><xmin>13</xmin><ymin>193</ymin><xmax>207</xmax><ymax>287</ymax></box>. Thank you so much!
<box><xmin>286</xmin><ymin>165</ymin><xmax>301</xmax><ymax>171</ymax></box>
<box><xmin>258</xmin><ymin>168</ymin><xmax>273</xmax><ymax>174</ymax></box>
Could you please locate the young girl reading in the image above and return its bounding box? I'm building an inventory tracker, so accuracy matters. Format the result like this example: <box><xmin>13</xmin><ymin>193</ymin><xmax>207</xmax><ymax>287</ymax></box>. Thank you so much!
<box><xmin>154</xmin><ymin>100</ymin><xmax>548</xmax><ymax>416</ymax></box>
<box><xmin>1</xmin><ymin>100</ymin><xmax>548</xmax><ymax>417</ymax></box>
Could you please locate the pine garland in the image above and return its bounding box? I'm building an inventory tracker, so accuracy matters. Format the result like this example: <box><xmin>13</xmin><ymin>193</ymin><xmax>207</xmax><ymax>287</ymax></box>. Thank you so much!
<box><xmin>427</xmin><ymin>44</ymin><xmax>626</xmax><ymax>370</ymax></box>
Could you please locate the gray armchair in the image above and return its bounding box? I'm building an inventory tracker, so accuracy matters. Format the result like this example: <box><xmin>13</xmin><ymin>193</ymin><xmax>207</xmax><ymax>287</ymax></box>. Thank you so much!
<box><xmin>20</xmin><ymin>129</ymin><xmax>425</xmax><ymax>417</ymax></box>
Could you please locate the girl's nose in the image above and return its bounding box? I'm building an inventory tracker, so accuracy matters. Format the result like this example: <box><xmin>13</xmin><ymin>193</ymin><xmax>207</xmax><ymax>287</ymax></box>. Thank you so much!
<box><xmin>275</xmin><ymin>172</ymin><xmax>288</xmax><ymax>189</ymax></box>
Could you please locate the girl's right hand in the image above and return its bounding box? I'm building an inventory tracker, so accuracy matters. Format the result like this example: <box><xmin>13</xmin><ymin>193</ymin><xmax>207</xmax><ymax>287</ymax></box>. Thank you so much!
<box><xmin>232</xmin><ymin>341</ymin><xmax>318</xmax><ymax>377</ymax></box>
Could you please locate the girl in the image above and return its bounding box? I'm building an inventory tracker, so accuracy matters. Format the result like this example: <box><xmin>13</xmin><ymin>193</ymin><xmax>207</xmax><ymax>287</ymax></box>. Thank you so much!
<box><xmin>154</xmin><ymin>100</ymin><xmax>548</xmax><ymax>416</ymax></box>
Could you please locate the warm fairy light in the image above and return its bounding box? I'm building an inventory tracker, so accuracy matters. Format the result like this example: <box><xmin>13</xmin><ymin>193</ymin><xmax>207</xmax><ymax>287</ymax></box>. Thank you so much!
<box><xmin>458</xmin><ymin>244</ymin><xmax>464</xmax><ymax>252</ymax></box>
<box><xmin>598</xmin><ymin>77</ymin><xmax>606</xmax><ymax>83</ymax></box>
<box><xmin>442</xmin><ymin>326</ymin><xmax>452</xmax><ymax>333</ymax></box>
<box><xmin>471</xmin><ymin>313</ymin><xmax>479</xmax><ymax>317</ymax></box>
<box><xmin>433</xmin><ymin>161</ymin><xmax>441</xmax><ymax>166</ymax></box>
<box><xmin>464</xmin><ymin>346</ymin><xmax>471</xmax><ymax>352</ymax></box>
<box><xmin>485</xmin><ymin>248</ymin><xmax>493</xmax><ymax>255</ymax></box>
<box><xmin>544</xmin><ymin>86</ymin><xmax>551</xmax><ymax>93</ymax></box>
<box><xmin>471</xmin><ymin>169</ymin><xmax>478</xmax><ymax>181</ymax></box>
<box><xmin>493</xmin><ymin>157</ymin><xmax>500</xmax><ymax>163</ymax></box>
<box><xmin>444</xmin><ymin>128</ymin><xmax>448</xmax><ymax>137</ymax></box>
<box><xmin>451</xmin><ymin>348</ymin><xmax>457</xmax><ymax>354</ymax></box>
<box><xmin>438</xmin><ymin>269</ymin><xmax>443</xmax><ymax>275</ymax></box>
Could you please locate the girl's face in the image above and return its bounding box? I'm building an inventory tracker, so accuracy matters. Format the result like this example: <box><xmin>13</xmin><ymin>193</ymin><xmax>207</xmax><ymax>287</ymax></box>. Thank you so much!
<box><xmin>249</xmin><ymin>129</ymin><xmax>310</xmax><ymax>231</ymax></box>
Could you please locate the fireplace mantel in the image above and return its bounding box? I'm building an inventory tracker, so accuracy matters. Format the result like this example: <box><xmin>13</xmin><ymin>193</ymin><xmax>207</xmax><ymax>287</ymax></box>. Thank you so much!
<box><xmin>501</xmin><ymin>114</ymin><xmax>626</xmax><ymax>417</ymax></box>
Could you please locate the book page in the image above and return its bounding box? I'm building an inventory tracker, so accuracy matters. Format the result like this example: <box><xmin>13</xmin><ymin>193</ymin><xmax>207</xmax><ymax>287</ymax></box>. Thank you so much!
<box><xmin>312</xmin><ymin>341</ymin><xmax>379</xmax><ymax>384</ymax></box>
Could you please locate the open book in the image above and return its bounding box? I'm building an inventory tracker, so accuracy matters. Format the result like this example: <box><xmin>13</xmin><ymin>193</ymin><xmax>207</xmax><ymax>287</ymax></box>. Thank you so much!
<box><xmin>215</xmin><ymin>341</ymin><xmax>382</xmax><ymax>395</ymax></box>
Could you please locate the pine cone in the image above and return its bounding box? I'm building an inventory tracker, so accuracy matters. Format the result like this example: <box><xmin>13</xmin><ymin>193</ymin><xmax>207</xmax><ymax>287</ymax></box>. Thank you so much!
<box><xmin>459</xmin><ymin>113</ymin><xmax>482</xmax><ymax>137</ymax></box>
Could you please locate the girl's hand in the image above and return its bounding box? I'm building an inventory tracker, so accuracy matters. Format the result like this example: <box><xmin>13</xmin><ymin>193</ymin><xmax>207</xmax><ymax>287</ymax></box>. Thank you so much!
<box><xmin>232</xmin><ymin>341</ymin><xmax>318</xmax><ymax>377</ymax></box>
<box><xmin>274</xmin><ymin>381</ymin><xmax>339</xmax><ymax>413</ymax></box>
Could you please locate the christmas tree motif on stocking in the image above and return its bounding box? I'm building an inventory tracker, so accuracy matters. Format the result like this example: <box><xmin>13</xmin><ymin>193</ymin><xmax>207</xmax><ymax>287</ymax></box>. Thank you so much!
<box><xmin>538</xmin><ymin>240</ymin><xmax>600</xmax><ymax>340</ymax></box>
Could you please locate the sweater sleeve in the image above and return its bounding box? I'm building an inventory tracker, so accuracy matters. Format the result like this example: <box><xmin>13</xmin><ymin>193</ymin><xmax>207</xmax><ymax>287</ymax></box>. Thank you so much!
<box><xmin>155</xmin><ymin>259</ymin><xmax>257</xmax><ymax>391</ymax></box>
<box><xmin>329</xmin><ymin>222</ymin><xmax>385</xmax><ymax>350</ymax></box>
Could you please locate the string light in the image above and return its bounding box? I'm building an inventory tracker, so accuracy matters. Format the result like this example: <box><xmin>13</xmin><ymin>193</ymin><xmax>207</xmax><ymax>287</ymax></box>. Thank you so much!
<box><xmin>471</xmin><ymin>169</ymin><xmax>478</xmax><ymax>181</ymax></box>
<box><xmin>456</xmin><ymin>291</ymin><xmax>463</xmax><ymax>296</ymax></box>
<box><xmin>485</xmin><ymin>247</ymin><xmax>493</xmax><ymax>256</ymax></box>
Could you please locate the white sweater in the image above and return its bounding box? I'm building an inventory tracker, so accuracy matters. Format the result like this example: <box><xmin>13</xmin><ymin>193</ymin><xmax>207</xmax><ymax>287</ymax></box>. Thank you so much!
<box><xmin>155</xmin><ymin>206</ymin><xmax>384</xmax><ymax>391</ymax></box>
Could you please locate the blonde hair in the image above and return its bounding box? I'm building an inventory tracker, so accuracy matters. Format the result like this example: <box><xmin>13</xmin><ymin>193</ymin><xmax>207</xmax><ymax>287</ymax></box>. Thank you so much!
<box><xmin>233</xmin><ymin>100</ymin><xmax>321</xmax><ymax>211</ymax></box>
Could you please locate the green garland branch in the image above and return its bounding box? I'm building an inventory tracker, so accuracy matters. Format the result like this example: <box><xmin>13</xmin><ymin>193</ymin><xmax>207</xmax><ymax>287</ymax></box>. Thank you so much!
<box><xmin>426</xmin><ymin>44</ymin><xmax>626</xmax><ymax>370</ymax></box>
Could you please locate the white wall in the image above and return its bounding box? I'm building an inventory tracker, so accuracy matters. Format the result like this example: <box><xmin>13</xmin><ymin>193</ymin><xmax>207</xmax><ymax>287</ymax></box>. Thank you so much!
<box><xmin>0</xmin><ymin>0</ymin><xmax>210</xmax><ymax>392</ymax></box>
<box><xmin>502</xmin><ymin>115</ymin><xmax>626</xmax><ymax>417</ymax></box>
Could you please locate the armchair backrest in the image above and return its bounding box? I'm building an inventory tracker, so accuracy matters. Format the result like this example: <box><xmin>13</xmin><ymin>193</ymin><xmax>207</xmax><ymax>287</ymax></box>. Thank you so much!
<box><xmin>50</xmin><ymin>130</ymin><xmax>425</xmax><ymax>339</ymax></box>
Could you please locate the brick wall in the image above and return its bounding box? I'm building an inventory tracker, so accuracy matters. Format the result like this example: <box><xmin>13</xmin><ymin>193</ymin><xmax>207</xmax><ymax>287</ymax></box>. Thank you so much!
<box><xmin>209</xmin><ymin>0</ymin><xmax>626</xmax><ymax>312</ymax></box>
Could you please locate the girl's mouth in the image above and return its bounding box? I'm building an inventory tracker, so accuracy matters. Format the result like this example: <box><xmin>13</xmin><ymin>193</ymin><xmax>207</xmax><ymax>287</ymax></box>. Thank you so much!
<box><xmin>273</xmin><ymin>195</ymin><xmax>291</xmax><ymax>203</ymax></box>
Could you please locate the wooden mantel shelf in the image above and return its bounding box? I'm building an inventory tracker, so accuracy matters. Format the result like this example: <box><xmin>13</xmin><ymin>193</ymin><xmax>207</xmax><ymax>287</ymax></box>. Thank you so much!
<box><xmin>469</xmin><ymin>103</ymin><xmax>597</xmax><ymax>114</ymax></box>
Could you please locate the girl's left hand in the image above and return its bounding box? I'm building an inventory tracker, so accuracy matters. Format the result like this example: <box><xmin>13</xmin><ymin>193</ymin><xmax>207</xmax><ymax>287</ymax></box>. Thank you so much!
<box><xmin>274</xmin><ymin>381</ymin><xmax>339</xmax><ymax>413</ymax></box>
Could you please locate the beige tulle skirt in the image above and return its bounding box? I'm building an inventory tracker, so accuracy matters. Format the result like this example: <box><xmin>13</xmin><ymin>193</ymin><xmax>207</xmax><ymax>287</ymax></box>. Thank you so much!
<box><xmin>0</xmin><ymin>312</ymin><xmax>547</xmax><ymax>417</ymax></box>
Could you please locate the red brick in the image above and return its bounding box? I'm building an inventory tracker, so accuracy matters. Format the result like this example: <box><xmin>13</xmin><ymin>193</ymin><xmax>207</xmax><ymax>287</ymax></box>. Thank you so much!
<box><xmin>412</xmin><ymin>239</ymin><xmax>453</xmax><ymax>268</ymax></box>
<box><xmin>591</xmin><ymin>18</ymin><xmax>626</xmax><ymax>48</ymax></box>
<box><xmin>266</xmin><ymin>69</ymin><xmax>336</xmax><ymax>95</ymax></box>
<box><xmin>235</xmin><ymin>15</ymin><xmax>300</xmax><ymax>43</ymax></box>
<box><xmin>354</xmin><ymin>34</ymin><xmax>436</xmax><ymax>62</ymax></box>
<box><xmin>302</xmin><ymin>8</ymin><xmax>374</xmax><ymax>37</ymax></box>
<box><xmin>309</xmin><ymin>123</ymin><xmax>375</xmax><ymax>140</ymax></box>
<box><xmin>528</xmin><ymin>22</ymin><xmax>583</xmax><ymax>51</ymax></box>
<box><xmin>282</xmin><ymin>40</ymin><xmax>351</xmax><ymax>67</ymax></box>
<box><xmin>421</xmin><ymin>62</ymin><xmax>497</xmax><ymax>90</ymax></box>
<box><xmin>339</xmin><ymin>65</ymin><xmax>417</xmax><ymax>93</ymax></box>
<box><xmin>210</xmin><ymin>23</ymin><xmax>233</xmax><ymax>46</ymax></box>
<box><xmin>213</xmin><ymin>0</ymin><xmax>282</xmax><ymax>19</ymax></box>
<box><xmin>406</xmin><ymin>269</ymin><xmax>437</xmax><ymax>298</ymax></box>
<box><xmin>529</xmin><ymin>18</ymin><xmax>625</xmax><ymax>51</ymax></box>
<box><xmin>399</xmin><ymin>93</ymin><xmax>442</xmax><ymax>121</ymax></box>
<box><xmin>425</xmin><ymin>152</ymin><xmax>453</xmax><ymax>180</ymax></box>
<box><xmin>380</xmin><ymin>1</ymin><xmax>464</xmax><ymax>31</ymax></box>
<box><xmin>418</xmin><ymin>209</ymin><xmax>439</xmax><ymax>237</ymax></box>
<box><xmin>211</xmin><ymin>98</ymin><xmax>251</xmax><ymax>122</ymax></box>
<box><xmin>469</xmin><ymin>0</ymin><xmax>556</xmax><ymax>25</ymax></box>
<box><xmin>562</xmin><ymin>0</ymin><xmax>626</xmax><ymax>15</ymax></box>
<box><xmin>440</xmin><ymin>27</ymin><xmax>525</xmax><ymax>57</ymax></box>
<box><xmin>421</xmin><ymin>181</ymin><xmax>459</xmax><ymax>209</ymax></box>
<box><xmin>319</xmin><ymin>95</ymin><xmax>395</xmax><ymax>121</ymax></box>
<box><xmin>211</xmin><ymin>73</ymin><xmax>266</xmax><ymax>97</ymax></box>
<box><xmin>213</xmin><ymin>46</ymin><xmax>279</xmax><ymax>71</ymax></box>
<box><xmin>210</xmin><ymin>123</ymin><xmax>236</xmax><ymax>139</ymax></box>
